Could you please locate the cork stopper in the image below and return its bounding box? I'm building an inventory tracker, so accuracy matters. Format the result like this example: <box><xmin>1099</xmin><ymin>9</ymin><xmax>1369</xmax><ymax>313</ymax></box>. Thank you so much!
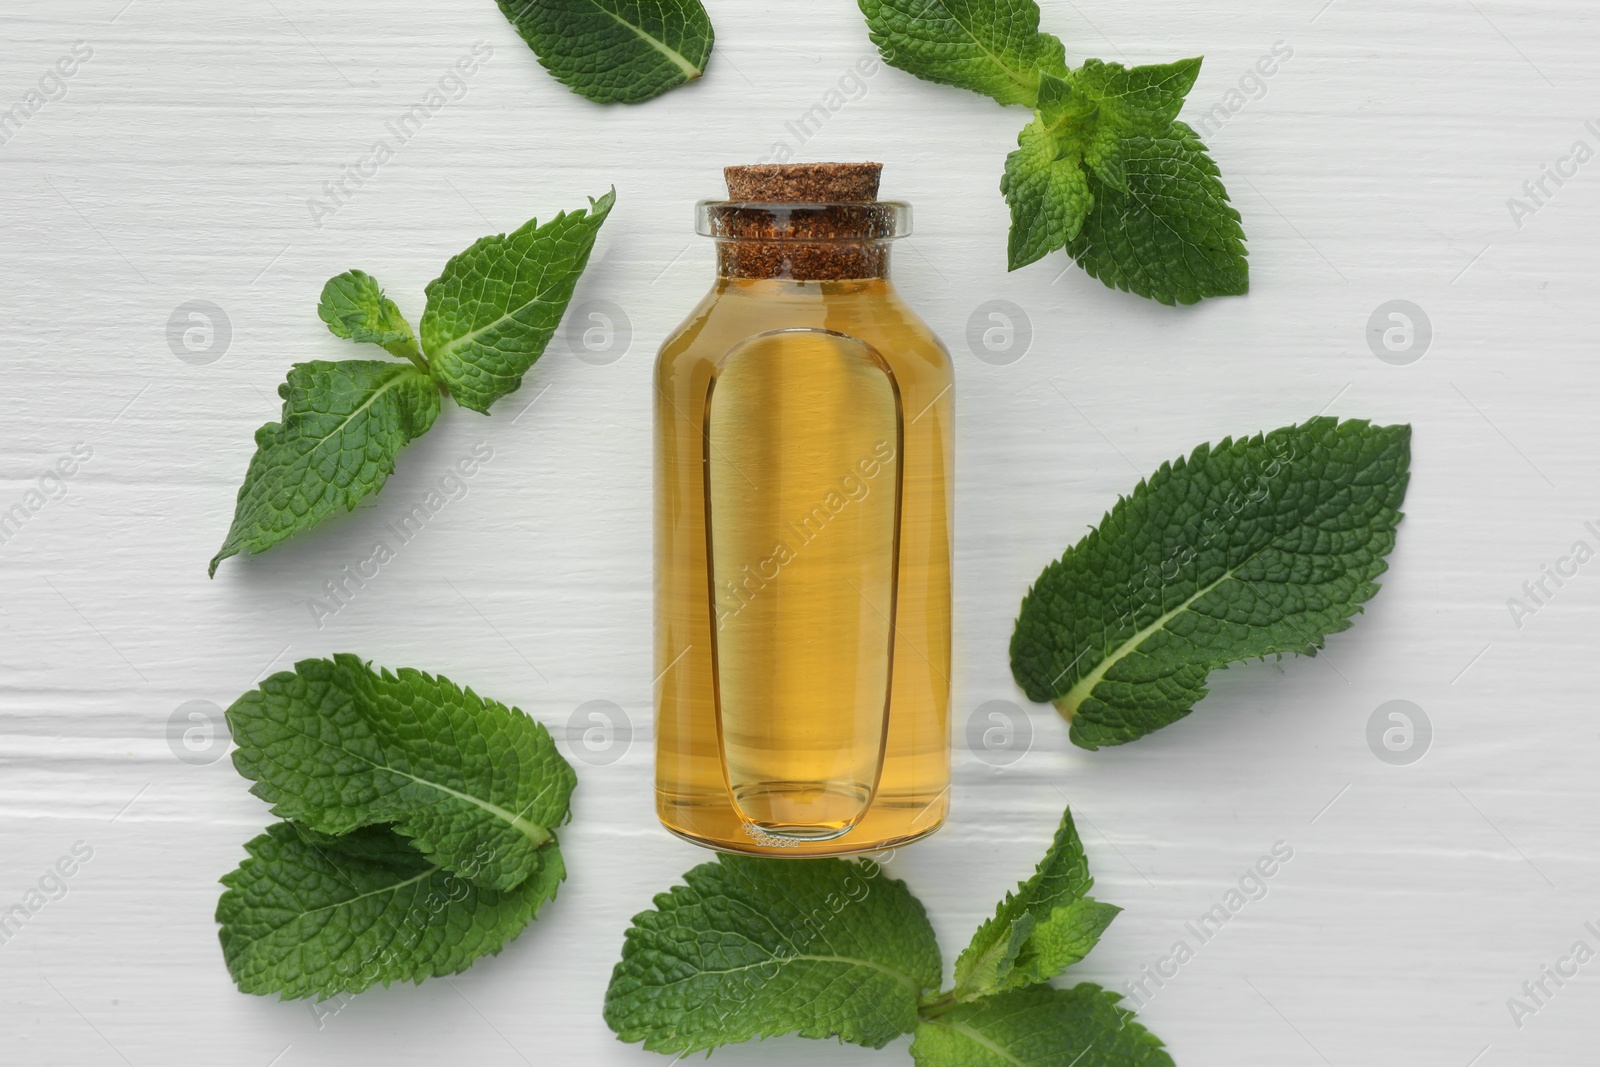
<box><xmin>703</xmin><ymin>162</ymin><xmax>905</xmax><ymax>281</ymax></box>
<box><xmin>724</xmin><ymin>162</ymin><xmax>882</xmax><ymax>203</ymax></box>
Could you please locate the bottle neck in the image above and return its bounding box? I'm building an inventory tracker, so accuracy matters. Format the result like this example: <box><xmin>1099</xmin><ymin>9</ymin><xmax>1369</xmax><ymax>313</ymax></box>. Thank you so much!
<box><xmin>707</xmin><ymin>274</ymin><xmax>895</xmax><ymax>300</ymax></box>
<box><xmin>715</xmin><ymin>240</ymin><xmax>892</xmax><ymax>282</ymax></box>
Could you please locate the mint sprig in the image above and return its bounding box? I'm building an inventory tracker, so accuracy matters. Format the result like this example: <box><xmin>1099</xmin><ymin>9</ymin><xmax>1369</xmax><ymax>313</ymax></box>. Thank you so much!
<box><xmin>497</xmin><ymin>0</ymin><xmax>714</xmax><ymax>104</ymax></box>
<box><xmin>215</xmin><ymin>656</ymin><xmax>576</xmax><ymax>998</ymax></box>
<box><xmin>1012</xmin><ymin>417</ymin><xmax>1412</xmax><ymax>748</ymax></box>
<box><xmin>859</xmin><ymin>1</ymin><xmax>1247</xmax><ymax>304</ymax></box>
<box><xmin>210</xmin><ymin>189</ymin><xmax>613</xmax><ymax>575</ymax></box>
<box><xmin>604</xmin><ymin>809</ymin><xmax>1169</xmax><ymax>1065</ymax></box>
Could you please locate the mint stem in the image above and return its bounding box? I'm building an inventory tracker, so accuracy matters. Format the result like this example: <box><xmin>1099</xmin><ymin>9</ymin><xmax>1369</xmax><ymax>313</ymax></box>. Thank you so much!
<box><xmin>385</xmin><ymin>341</ymin><xmax>431</xmax><ymax>375</ymax></box>
<box><xmin>918</xmin><ymin>988</ymin><xmax>960</xmax><ymax>1020</ymax></box>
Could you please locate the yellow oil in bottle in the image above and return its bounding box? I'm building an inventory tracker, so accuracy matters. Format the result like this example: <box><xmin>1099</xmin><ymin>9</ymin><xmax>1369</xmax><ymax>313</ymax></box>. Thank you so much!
<box><xmin>707</xmin><ymin>327</ymin><xmax>903</xmax><ymax>835</ymax></box>
<box><xmin>655</xmin><ymin>273</ymin><xmax>953</xmax><ymax>856</ymax></box>
<box><xmin>654</xmin><ymin>163</ymin><xmax>952</xmax><ymax>856</ymax></box>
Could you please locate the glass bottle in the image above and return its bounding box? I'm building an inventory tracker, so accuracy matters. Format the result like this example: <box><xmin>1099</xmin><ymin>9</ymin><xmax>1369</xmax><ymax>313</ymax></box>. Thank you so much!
<box><xmin>654</xmin><ymin>162</ymin><xmax>953</xmax><ymax>856</ymax></box>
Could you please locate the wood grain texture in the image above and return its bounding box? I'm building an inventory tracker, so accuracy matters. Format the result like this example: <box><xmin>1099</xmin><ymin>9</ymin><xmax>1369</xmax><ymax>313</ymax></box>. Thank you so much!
<box><xmin>2</xmin><ymin>1</ymin><xmax>1597</xmax><ymax>1064</ymax></box>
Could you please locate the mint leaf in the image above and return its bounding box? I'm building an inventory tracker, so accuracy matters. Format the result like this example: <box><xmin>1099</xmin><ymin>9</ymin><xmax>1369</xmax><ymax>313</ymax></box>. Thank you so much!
<box><xmin>217</xmin><ymin>821</ymin><xmax>563</xmax><ymax>999</ymax></box>
<box><xmin>1012</xmin><ymin>417</ymin><xmax>1411</xmax><ymax>748</ymax></box>
<box><xmin>604</xmin><ymin>855</ymin><xmax>941</xmax><ymax>1055</ymax></box>
<box><xmin>1003</xmin><ymin>59</ymin><xmax>1213</xmax><ymax>275</ymax></box>
<box><xmin>603</xmin><ymin>809</ymin><xmax>1178</xmax><ymax>1062</ymax></box>
<box><xmin>953</xmin><ymin>808</ymin><xmax>1119</xmax><ymax>999</ymax></box>
<box><xmin>209</xmin><ymin>361</ymin><xmax>440</xmax><ymax>576</ymax></box>
<box><xmin>1002</xmin><ymin>111</ymin><xmax>1094</xmax><ymax>269</ymax></box>
<box><xmin>912</xmin><ymin>984</ymin><xmax>1173</xmax><ymax>1067</ymax></box>
<box><xmin>1072</xmin><ymin>57</ymin><xmax>1201</xmax><ymax>132</ymax></box>
<box><xmin>859</xmin><ymin>0</ymin><xmax>1068</xmax><ymax>107</ymax></box>
<box><xmin>1062</xmin><ymin>121</ymin><xmax>1248</xmax><ymax>305</ymax></box>
<box><xmin>496</xmin><ymin>0</ymin><xmax>713</xmax><ymax>104</ymax></box>
<box><xmin>421</xmin><ymin>189</ymin><xmax>614</xmax><ymax>413</ymax></box>
<box><xmin>227</xmin><ymin>654</ymin><xmax>577</xmax><ymax>891</ymax></box>
<box><xmin>317</xmin><ymin>269</ymin><xmax>421</xmax><ymax>364</ymax></box>
<box><xmin>1069</xmin><ymin>58</ymin><xmax>1201</xmax><ymax>190</ymax></box>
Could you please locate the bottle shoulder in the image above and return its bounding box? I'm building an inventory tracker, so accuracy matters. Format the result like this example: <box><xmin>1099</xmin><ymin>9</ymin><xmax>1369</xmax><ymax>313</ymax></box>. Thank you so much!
<box><xmin>655</xmin><ymin>279</ymin><xmax>952</xmax><ymax>384</ymax></box>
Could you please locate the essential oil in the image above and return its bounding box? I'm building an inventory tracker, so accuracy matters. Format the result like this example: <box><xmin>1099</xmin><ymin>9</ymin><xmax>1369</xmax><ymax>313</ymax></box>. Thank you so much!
<box><xmin>654</xmin><ymin>163</ymin><xmax>953</xmax><ymax>856</ymax></box>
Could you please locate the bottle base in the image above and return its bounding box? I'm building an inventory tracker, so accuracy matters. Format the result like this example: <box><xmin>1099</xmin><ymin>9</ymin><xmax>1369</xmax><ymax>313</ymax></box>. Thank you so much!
<box><xmin>660</xmin><ymin>820</ymin><xmax>945</xmax><ymax>858</ymax></box>
<box><xmin>656</xmin><ymin>790</ymin><xmax>948</xmax><ymax>857</ymax></box>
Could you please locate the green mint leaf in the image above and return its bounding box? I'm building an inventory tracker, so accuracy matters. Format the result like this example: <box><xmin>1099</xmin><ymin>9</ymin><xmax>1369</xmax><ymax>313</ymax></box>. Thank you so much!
<box><xmin>209</xmin><ymin>361</ymin><xmax>440</xmax><ymax>576</ymax></box>
<box><xmin>953</xmin><ymin>808</ymin><xmax>1119</xmax><ymax>999</ymax></box>
<box><xmin>420</xmin><ymin>189</ymin><xmax>614</xmax><ymax>414</ymax></box>
<box><xmin>496</xmin><ymin>0</ymin><xmax>713</xmax><ymax>104</ymax></box>
<box><xmin>604</xmin><ymin>855</ymin><xmax>941</xmax><ymax>1055</ymax></box>
<box><xmin>217</xmin><ymin>822</ymin><xmax>563</xmax><ymax>999</ymax></box>
<box><xmin>912</xmin><ymin>984</ymin><xmax>1174</xmax><ymax>1067</ymax></box>
<box><xmin>1011</xmin><ymin>417</ymin><xmax>1411</xmax><ymax>748</ymax></box>
<box><xmin>227</xmin><ymin>654</ymin><xmax>577</xmax><ymax>890</ymax></box>
<box><xmin>1070</xmin><ymin>58</ymin><xmax>1202</xmax><ymax>190</ymax></box>
<box><xmin>1072</xmin><ymin>57</ymin><xmax>1202</xmax><ymax>132</ymax></box>
<box><xmin>858</xmin><ymin>0</ymin><xmax>1068</xmax><ymax>107</ymax></box>
<box><xmin>317</xmin><ymin>269</ymin><xmax>421</xmax><ymax>364</ymax></box>
<box><xmin>1002</xmin><ymin>113</ymin><xmax>1095</xmax><ymax>269</ymax></box>
<box><xmin>1061</xmin><ymin>121</ymin><xmax>1248</xmax><ymax>304</ymax></box>
<box><xmin>1033</xmin><ymin>69</ymin><xmax>1076</xmax><ymax>117</ymax></box>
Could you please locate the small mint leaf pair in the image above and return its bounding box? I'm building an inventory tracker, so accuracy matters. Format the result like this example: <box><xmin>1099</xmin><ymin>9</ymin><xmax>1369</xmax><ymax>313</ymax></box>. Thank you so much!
<box><xmin>209</xmin><ymin>190</ymin><xmax>613</xmax><ymax>576</ymax></box>
<box><xmin>604</xmin><ymin>809</ymin><xmax>1170</xmax><ymax>1067</ymax></box>
<box><xmin>859</xmin><ymin>0</ymin><xmax>1248</xmax><ymax>304</ymax></box>
<box><xmin>215</xmin><ymin>655</ymin><xmax>577</xmax><ymax>998</ymax></box>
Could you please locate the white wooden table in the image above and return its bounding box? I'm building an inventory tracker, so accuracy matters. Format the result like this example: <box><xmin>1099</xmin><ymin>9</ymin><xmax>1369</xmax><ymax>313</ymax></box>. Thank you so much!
<box><xmin>3</xmin><ymin>1</ymin><xmax>1596</xmax><ymax>1064</ymax></box>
